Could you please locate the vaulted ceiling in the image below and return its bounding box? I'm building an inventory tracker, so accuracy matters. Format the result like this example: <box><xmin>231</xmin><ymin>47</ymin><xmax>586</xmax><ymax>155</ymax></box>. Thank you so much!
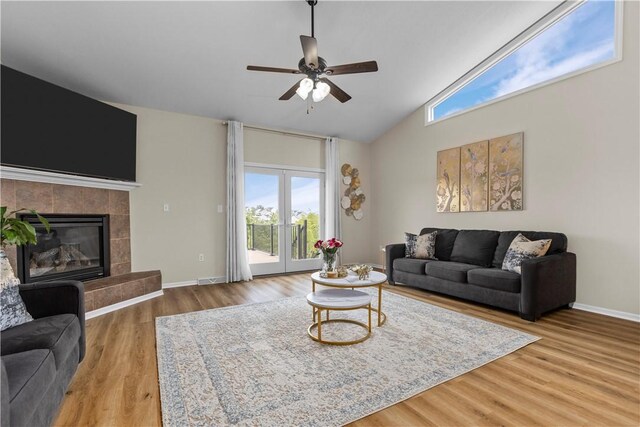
<box><xmin>1</xmin><ymin>1</ymin><xmax>560</xmax><ymax>142</ymax></box>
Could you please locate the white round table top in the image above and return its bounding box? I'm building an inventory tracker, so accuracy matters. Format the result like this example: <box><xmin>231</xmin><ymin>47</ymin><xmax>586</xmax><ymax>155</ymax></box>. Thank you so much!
<box><xmin>306</xmin><ymin>289</ymin><xmax>371</xmax><ymax>309</ymax></box>
<box><xmin>310</xmin><ymin>270</ymin><xmax>387</xmax><ymax>288</ymax></box>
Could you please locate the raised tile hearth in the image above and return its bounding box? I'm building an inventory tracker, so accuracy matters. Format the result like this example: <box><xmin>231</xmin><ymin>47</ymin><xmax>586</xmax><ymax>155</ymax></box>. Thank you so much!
<box><xmin>85</xmin><ymin>270</ymin><xmax>162</xmax><ymax>312</ymax></box>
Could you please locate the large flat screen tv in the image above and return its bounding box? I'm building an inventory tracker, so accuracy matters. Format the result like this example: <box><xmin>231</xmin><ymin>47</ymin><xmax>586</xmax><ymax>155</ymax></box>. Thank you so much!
<box><xmin>1</xmin><ymin>66</ymin><xmax>137</xmax><ymax>182</ymax></box>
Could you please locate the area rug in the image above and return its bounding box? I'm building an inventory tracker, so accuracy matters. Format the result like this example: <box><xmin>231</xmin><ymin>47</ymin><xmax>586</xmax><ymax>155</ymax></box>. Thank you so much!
<box><xmin>156</xmin><ymin>290</ymin><xmax>539</xmax><ymax>426</ymax></box>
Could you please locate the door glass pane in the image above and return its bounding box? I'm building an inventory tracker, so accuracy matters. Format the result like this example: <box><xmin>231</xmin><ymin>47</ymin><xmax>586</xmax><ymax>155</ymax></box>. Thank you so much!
<box><xmin>290</xmin><ymin>176</ymin><xmax>321</xmax><ymax>260</ymax></box>
<box><xmin>245</xmin><ymin>172</ymin><xmax>279</xmax><ymax>264</ymax></box>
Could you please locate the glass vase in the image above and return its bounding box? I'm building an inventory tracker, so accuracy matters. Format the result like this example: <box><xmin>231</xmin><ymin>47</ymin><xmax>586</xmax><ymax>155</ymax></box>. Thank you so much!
<box><xmin>322</xmin><ymin>252</ymin><xmax>337</xmax><ymax>273</ymax></box>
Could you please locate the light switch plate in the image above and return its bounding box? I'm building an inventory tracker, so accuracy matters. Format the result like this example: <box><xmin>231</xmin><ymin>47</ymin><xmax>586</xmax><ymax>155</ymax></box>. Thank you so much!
<box><xmin>217</xmin><ymin>205</ymin><xmax>223</xmax><ymax>213</ymax></box>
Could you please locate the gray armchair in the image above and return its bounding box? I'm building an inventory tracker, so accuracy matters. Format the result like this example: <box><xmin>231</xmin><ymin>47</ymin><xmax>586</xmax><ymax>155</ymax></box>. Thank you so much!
<box><xmin>1</xmin><ymin>280</ymin><xmax>85</xmax><ymax>426</ymax></box>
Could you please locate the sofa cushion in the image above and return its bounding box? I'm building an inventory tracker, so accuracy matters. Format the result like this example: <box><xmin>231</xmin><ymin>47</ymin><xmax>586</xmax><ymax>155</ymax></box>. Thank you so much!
<box><xmin>393</xmin><ymin>258</ymin><xmax>432</xmax><ymax>275</ymax></box>
<box><xmin>502</xmin><ymin>234</ymin><xmax>552</xmax><ymax>274</ymax></box>
<box><xmin>0</xmin><ymin>314</ymin><xmax>80</xmax><ymax>368</ymax></box>
<box><xmin>425</xmin><ymin>261</ymin><xmax>480</xmax><ymax>283</ymax></box>
<box><xmin>492</xmin><ymin>231</ymin><xmax>568</xmax><ymax>268</ymax></box>
<box><xmin>467</xmin><ymin>268</ymin><xmax>522</xmax><ymax>293</ymax></box>
<box><xmin>0</xmin><ymin>252</ymin><xmax>33</xmax><ymax>331</ymax></box>
<box><xmin>420</xmin><ymin>228</ymin><xmax>459</xmax><ymax>261</ymax></box>
<box><xmin>3</xmin><ymin>349</ymin><xmax>55</xmax><ymax>426</ymax></box>
<box><xmin>450</xmin><ymin>230</ymin><xmax>500</xmax><ymax>267</ymax></box>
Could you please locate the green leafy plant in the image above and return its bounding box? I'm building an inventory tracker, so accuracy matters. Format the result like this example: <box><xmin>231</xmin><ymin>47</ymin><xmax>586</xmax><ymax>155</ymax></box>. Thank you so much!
<box><xmin>1</xmin><ymin>207</ymin><xmax>50</xmax><ymax>248</ymax></box>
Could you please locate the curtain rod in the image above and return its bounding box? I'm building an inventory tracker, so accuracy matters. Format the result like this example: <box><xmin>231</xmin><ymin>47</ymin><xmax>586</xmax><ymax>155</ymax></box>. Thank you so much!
<box><xmin>221</xmin><ymin>121</ymin><xmax>327</xmax><ymax>141</ymax></box>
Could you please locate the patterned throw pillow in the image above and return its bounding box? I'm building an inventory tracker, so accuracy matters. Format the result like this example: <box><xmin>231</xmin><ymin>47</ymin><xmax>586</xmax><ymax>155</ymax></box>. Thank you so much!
<box><xmin>404</xmin><ymin>232</ymin><xmax>418</xmax><ymax>257</ymax></box>
<box><xmin>502</xmin><ymin>233</ymin><xmax>552</xmax><ymax>274</ymax></box>
<box><xmin>1</xmin><ymin>251</ymin><xmax>33</xmax><ymax>331</ymax></box>
<box><xmin>415</xmin><ymin>231</ymin><xmax>437</xmax><ymax>260</ymax></box>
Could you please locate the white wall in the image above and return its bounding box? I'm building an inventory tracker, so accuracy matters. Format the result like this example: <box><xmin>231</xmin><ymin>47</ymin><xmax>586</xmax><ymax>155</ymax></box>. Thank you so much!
<box><xmin>111</xmin><ymin>104</ymin><xmax>373</xmax><ymax>283</ymax></box>
<box><xmin>111</xmin><ymin>104</ymin><xmax>227</xmax><ymax>284</ymax></box>
<box><xmin>370</xmin><ymin>1</ymin><xmax>639</xmax><ymax>315</ymax></box>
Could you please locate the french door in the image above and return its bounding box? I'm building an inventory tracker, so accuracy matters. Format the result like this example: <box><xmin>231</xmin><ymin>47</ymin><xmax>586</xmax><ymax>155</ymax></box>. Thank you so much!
<box><xmin>244</xmin><ymin>166</ymin><xmax>324</xmax><ymax>275</ymax></box>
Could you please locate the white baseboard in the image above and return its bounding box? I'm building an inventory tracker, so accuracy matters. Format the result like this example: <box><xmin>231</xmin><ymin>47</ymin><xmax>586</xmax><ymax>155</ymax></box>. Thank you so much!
<box><xmin>572</xmin><ymin>303</ymin><xmax>640</xmax><ymax>322</ymax></box>
<box><xmin>369</xmin><ymin>263</ymin><xmax>384</xmax><ymax>269</ymax></box>
<box><xmin>86</xmin><ymin>290</ymin><xmax>163</xmax><ymax>320</ymax></box>
<box><xmin>162</xmin><ymin>280</ymin><xmax>197</xmax><ymax>289</ymax></box>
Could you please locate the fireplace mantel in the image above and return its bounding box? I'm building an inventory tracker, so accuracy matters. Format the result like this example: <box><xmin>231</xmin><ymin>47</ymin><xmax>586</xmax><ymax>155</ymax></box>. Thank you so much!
<box><xmin>0</xmin><ymin>165</ymin><xmax>141</xmax><ymax>191</ymax></box>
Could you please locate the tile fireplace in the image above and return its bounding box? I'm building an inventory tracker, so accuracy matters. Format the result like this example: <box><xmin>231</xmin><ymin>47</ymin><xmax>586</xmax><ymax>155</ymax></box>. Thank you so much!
<box><xmin>17</xmin><ymin>214</ymin><xmax>110</xmax><ymax>283</ymax></box>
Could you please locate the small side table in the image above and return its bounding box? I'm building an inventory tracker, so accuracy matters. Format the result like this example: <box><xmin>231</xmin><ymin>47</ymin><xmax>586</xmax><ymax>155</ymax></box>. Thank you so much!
<box><xmin>306</xmin><ymin>289</ymin><xmax>372</xmax><ymax>346</ymax></box>
<box><xmin>310</xmin><ymin>271</ymin><xmax>388</xmax><ymax>327</ymax></box>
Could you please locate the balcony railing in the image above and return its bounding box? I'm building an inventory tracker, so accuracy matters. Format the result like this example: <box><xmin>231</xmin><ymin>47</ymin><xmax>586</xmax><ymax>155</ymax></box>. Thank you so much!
<box><xmin>247</xmin><ymin>221</ymin><xmax>310</xmax><ymax>259</ymax></box>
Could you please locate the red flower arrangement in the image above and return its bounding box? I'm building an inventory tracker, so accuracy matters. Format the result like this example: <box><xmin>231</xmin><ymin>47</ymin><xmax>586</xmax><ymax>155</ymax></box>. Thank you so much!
<box><xmin>314</xmin><ymin>238</ymin><xmax>343</xmax><ymax>254</ymax></box>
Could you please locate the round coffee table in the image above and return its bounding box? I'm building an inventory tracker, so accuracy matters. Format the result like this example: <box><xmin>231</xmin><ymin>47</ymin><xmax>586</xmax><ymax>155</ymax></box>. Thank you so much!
<box><xmin>310</xmin><ymin>270</ymin><xmax>388</xmax><ymax>327</ymax></box>
<box><xmin>307</xmin><ymin>288</ymin><xmax>372</xmax><ymax>345</ymax></box>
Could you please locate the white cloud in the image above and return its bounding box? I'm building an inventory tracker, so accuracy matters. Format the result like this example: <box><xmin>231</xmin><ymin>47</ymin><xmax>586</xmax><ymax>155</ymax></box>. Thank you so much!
<box><xmin>494</xmin><ymin>42</ymin><xmax>613</xmax><ymax>97</ymax></box>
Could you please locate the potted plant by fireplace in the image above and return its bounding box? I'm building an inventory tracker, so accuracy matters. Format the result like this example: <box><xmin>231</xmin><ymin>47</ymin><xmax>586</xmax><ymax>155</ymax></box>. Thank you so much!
<box><xmin>0</xmin><ymin>206</ymin><xmax>50</xmax><ymax>292</ymax></box>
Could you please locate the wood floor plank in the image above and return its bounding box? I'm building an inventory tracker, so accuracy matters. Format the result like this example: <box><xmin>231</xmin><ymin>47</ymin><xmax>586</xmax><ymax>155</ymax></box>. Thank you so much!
<box><xmin>53</xmin><ymin>274</ymin><xmax>640</xmax><ymax>426</ymax></box>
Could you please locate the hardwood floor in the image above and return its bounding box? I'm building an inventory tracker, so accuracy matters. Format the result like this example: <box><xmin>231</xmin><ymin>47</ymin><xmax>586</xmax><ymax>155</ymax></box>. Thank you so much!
<box><xmin>54</xmin><ymin>274</ymin><xmax>640</xmax><ymax>426</ymax></box>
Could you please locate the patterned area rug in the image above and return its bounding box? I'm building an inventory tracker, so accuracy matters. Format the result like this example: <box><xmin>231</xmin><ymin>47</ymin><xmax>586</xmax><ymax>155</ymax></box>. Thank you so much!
<box><xmin>156</xmin><ymin>290</ymin><xmax>539</xmax><ymax>426</ymax></box>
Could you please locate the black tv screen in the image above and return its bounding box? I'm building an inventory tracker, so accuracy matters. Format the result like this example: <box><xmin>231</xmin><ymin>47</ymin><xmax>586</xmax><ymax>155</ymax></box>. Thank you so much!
<box><xmin>1</xmin><ymin>66</ymin><xmax>137</xmax><ymax>181</ymax></box>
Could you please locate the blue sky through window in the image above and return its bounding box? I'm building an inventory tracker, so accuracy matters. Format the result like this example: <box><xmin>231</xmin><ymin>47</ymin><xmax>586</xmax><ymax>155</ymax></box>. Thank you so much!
<box><xmin>433</xmin><ymin>0</ymin><xmax>616</xmax><ymax>120</ymax></box>
<box><xmin>245</xmin><ymin>173</ymin><xmax>320</xmax><ymax>214</ymax></box>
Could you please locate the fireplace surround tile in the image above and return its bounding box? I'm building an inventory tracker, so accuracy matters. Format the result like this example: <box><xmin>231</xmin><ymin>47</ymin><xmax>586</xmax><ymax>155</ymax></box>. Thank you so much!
<box><xmin>110</xmin><ymin>214</ymin><xmax>130</xmax><ymax>239</ymax></box>
<box><xmin>85</xmin><ymin>290</ymin><xmax>95</xmax><ymax>312</ymax></box>
<box><xmin>122</xmin><ymin>280</ymin><xmax>146</xmax><ymax>300</ymax></box>
<box><xmin>111</xmin><ymin>262</ymin><xmax>131</xmax><ymax>277</ymax></box>
<box><xmin>85</xmin><ymin>270</ymin><xmax>162</xmax><ymax>312</ymax></box>
<box><xmin>82</xmin><ymin>188</ymin><xmax>109</xmax><ymax>214</ymax></box>
<box><xmin>109</xmin><ymin>190</ymin><xmax>129</xmax><ymax>215</ymax></box>
<box><xmin>15</xmin><ymin>181</ymin><xmax>53</xmax><ymax>213</ymax></box>
<box><xmin>53</xmin><ymin>184</ymin><xmax>85</xmax><ymax>213</ymax></box>
<box><xmin>1</xmin><ymin>179</ymin><xmax>17</xmax><ymax>212</ymax></box>
<box><xmin>111</xmin><ymin>238</ymin><xmax>131</xmax><ymax>264</ymax></box>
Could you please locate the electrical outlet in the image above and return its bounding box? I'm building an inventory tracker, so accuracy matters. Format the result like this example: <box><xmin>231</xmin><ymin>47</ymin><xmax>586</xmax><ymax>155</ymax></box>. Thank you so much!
<box><xmin>198</xmin><ymin>254</ymin><xmax>205</xmax><ymax>262</ymax></box>
<box><xmin>217</xmin><ymin>204</ymin><xmax>223</xmax><ymax>213</ymax></box>
<box><xmin>163</xmin><ymin>203</ymin><xmax>170</xmax><ymax>212</ymax></box>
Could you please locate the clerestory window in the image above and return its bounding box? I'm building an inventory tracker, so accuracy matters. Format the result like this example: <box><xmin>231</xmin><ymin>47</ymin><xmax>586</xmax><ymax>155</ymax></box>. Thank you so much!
<box><xmin>426</xmin><ymin>0</ymin><xmax>621</xmax><ymax>123</ymax></box>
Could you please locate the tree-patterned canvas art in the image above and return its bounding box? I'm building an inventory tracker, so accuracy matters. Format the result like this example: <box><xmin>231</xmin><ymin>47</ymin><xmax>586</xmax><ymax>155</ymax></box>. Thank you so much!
<box><xmin>489</xmin><ymin>133</ymin><xmax>524</xmax><ymax>211</ymax></box>
<box><xmin>460</xmin><ymin>140</ymin><xmax>489</xmax><ymax>211</ymax></box>
<box><xmin>436</xmin><ymin>147</ymin><xmax>460</xmax><ymax>212</ymax></box>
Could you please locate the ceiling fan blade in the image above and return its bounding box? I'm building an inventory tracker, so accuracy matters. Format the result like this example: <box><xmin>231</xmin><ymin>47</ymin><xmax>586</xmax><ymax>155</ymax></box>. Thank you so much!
<box><xmin>320</xmin><ymin>78</ymin><xmax>351</xmax><ymax>103</ymax></box>
<box><xmin>300</xmin><ymin>35</ymin><xmax>319</xmax><ymax>69</ymax></box>
<box><xmin>279</xmin><ymin>80</ymin><xmax>303</xmax><ymax>101</ymax></box>
<box><xmin>247</xmin><ymin>65</ymin><xmax>301</xmax><ymax>74</ymax></box>
<box><xmin>325</xmin><ymin>61</ymin><xmax>378</xmax><ymax>76</ymax></box>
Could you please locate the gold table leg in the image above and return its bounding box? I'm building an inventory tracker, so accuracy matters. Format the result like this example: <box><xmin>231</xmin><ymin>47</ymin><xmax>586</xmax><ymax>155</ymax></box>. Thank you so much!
<box><xmin>317</xmin><ymin>308</ymin><xmax>322</xmax><ymax>341</ymax></box>
<box><xmin>378</xmin><ymin>284</ymin><xmax>382</xmax><ymax>326</ymax></box>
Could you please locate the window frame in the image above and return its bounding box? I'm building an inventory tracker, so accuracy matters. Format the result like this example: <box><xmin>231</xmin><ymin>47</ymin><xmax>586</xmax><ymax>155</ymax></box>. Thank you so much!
<box><xmin>425</xmin><ymin>0</ymin><xmax>624</xmax><ymax>125</ymax></box>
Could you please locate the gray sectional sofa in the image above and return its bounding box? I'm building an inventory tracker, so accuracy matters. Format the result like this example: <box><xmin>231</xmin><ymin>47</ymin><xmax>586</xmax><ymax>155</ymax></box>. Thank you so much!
<box><xmin>386</xmin><ymin>228</ymin><xmax>576</xmax><ymax>321</ymax></box>
<box><xmin>1</xmin><ymin>280</ymin><xmax>85</xmax><ymax>427</ymax></box>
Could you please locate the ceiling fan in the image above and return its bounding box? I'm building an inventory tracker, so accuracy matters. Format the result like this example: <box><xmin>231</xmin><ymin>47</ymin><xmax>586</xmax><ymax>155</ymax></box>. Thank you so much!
<box><xmin>247</xmin><ymin>0</ymin><xmax>378</xmax><ymax>104</ymax></box>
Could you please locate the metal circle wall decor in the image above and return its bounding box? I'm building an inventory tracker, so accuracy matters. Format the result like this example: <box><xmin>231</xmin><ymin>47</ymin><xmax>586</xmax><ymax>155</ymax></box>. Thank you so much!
<box><xmin>341</xmin><ymin>163</ymin><xmax>366</xmax><ymax>220</ymax></box>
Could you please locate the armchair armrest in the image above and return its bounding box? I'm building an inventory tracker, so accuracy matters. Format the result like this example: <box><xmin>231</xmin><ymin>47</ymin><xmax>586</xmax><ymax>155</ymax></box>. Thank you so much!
<box><xmin>385</xmin><ymin>243</ymin><xmax>406</xmax><ymax>285</ymax></box>
<box><xmin>1</xmin><ymin>360</ymin><xmax>9</xmax><ymax>427</ymax></box>
<box><xmin>19</xmin><ymin>280</ymin><xmax>86</xmax><ymax>361</ymax></box>
<box><xmin>520</xmin><ymin>252</ymin><xmax>576</xmax><ymax>321</ymax></box>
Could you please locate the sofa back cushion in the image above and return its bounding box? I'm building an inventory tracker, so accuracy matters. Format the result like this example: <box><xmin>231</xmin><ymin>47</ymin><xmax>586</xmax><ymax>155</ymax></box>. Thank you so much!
<box><xmin>492</xmin><ymin>231</ymin><xmax>568</xmax><ymax>268</ymax></box>
<box><xmin>420</xmin><ymin>228</ymin><xmax>459</xmax><ymax>261</ymax></box>
<box><xmin>449</xmin><ymin>230</ymin><xmax>500</xmax><ymax>267</ymax></box>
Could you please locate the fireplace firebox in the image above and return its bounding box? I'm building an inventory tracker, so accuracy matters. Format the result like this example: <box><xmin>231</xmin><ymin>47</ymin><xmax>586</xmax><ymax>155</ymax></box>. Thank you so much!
<box><xmin>17</xmin><ymin>214</ymin><xmax>110</xmax><ymax>283</ymax></box>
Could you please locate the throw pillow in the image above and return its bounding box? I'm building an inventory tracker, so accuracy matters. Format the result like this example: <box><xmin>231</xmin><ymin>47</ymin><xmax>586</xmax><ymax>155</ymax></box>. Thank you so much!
<box><xmin>414</xmin><ymin>231</ymin><xmax>437</xmax><ymax>259</ymax></box>
<box><xmin>0</xmin><ymin>251</ymin><xmax>33</xmax><ymax>331</ymax></box>
<box><xmin>502</xmin><ymin>233</ymin><xmax>552</xmax><ymax>274</ymax></box>
<box><xmin>404</xmin><ymin>232</ymin><xmax>418</xmax><ymax>257</ymax></box>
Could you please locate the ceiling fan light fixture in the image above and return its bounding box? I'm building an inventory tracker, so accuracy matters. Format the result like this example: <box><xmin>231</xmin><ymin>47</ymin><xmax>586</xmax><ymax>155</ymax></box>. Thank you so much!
<box><xmin>296</xmin><ymin>77</ymin><xmax>314</xmax><ymax>100</ymax></box>
<box><xmin>312</xmin><ymin>80</ymin><xmax>330</xmax><ymax>102</ymax></box>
